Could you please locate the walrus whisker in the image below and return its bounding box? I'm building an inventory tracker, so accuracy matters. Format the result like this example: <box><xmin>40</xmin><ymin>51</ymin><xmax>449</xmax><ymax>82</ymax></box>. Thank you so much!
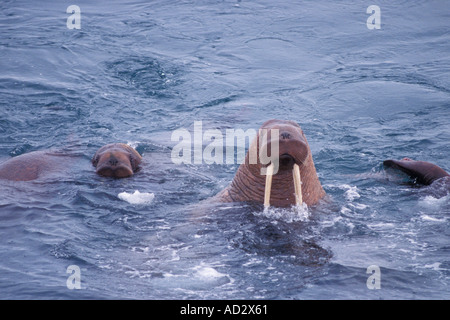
<box><xmin>293</xmin><ymin>163</ymin><xmax>303</xmax><ymax>206</ymax></box>
<box><xmin>264</xmin><ymin>163</ymin><xmax>274</xmax><ymax>208</ymax></box>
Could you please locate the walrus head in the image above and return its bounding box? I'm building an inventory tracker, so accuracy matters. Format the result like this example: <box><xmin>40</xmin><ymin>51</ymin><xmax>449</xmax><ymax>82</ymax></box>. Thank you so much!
<box><xmin>254</xmin><ymin>119</ymin><xmax>309</xmax><ymax>175</ymax></box>
<box><xmin>92</xmin><ymin>143</ymin><xmax>142</xmax><ymax>178</ymax></box>
<box><xmin>222</xmin><ymin>120</ymin><xmax>325</xmax><ymax>207</ymax></box>
<box><xmin>383</xmin><ymin>157</ymin><xmax>449</xmax><ymax>185</ymax></box>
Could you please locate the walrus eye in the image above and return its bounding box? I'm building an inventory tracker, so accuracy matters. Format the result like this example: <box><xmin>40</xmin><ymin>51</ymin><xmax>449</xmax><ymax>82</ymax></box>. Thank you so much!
<box><xmin>92</xmin><ymin>155</ymin><xmax>99</xmax><ymax>167</ymax></box>
<box><xmin>129</xmin><ymin>154</ymin><xmax>138</xmax><ymax>171</ymax></box>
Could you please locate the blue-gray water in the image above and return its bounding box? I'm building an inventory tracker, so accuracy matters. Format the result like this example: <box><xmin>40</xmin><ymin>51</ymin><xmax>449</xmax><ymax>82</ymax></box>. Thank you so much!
<box><xmin>0</xmin><ymin>0</ymin><xmax>449</xmax><ymax>299</ymax></box>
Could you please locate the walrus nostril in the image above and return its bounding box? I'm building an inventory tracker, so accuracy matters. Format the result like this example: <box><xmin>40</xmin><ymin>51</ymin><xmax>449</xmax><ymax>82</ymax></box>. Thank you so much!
<box><xmin>280</xmin><ymin>132</ymin><xmax>291</xmax><ymax>140</ymax></box>
<box><xmin>109</xmin><ymin>157</ymin><xmax>118</xmax><ymax>166</ymax></box>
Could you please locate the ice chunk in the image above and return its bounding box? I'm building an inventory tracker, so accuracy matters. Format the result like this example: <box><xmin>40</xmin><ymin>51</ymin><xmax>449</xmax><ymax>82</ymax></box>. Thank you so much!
<box><xmin>118</xmin><ymin>190</ymin><xmax>154</xmax><ymax>205</ymax></box>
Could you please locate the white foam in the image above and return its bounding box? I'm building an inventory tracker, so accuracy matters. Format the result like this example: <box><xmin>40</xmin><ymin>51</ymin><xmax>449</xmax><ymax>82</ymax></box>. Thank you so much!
<box><xmin>340</xmin><ymin>206</ymin><xmax>352</xmax><ymax>215</ymax></box>
<box><xmin>348</xmin><ymin>203</ymin><xmax>368</xmax><ymax>210</ymax></box>
<box><xmin>118</xmin><ymin>190</ymin><xmax>155</xmax><ymax>205</ymax></box>
<box><xmin>420</xmin><ymin>214</ymin><xmax>446</xmax><ymax>223</ymax></box>
<box><xmin>126</xmin><ymin>141</ymin><xmax>140</xmax><ymax>149</ymax></box>
<box><xmin>423</xmin><ymin>262</ymin><xmax>443</xmax><ymax>271</ymax></box>
<box><xmin>368</xmin><ymin>222</ymin><xmax>395</xmax><ymax>229</ymax></box>
<box><xmin>343</xmin><ymin>185</ymin><xmax>361</xmax><ymax>201</ymax></box>
<box><xmin>419</xmin><ymin>195</ymin><xmax>449</xmax><ymax>208</ymax></box>
<box><xmin>254</xmin><ymin>203</ymin><xmax>310</xmax><ymax>223</ymax></box>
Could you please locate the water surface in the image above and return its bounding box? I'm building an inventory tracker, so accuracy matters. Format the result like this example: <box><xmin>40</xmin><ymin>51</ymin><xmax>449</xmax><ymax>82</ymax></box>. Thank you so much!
<box><xmin>0</xmin><ymin>0</ymin><xmax>449</xmax><ymax>299</ymax></box>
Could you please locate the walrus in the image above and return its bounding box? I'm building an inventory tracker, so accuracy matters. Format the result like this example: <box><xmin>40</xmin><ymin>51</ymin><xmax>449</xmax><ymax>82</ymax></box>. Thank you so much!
<box><xmin>383</xmin><ymin>158</ymin><xmax>449</xmax><ymax>186</ymax></box>
<box><xmin>215</xmin><ymin>120</ymin><xmax>326</xmax><ymax>207</ymax></box>
<box><xmin>0</xmin><ymin>143</ymin><xmax>142</xmax><ymax>181</ymax></box>
<box><xmin>92</xmin><ymin>143</ymin><xmax>142</xmax><ymax>178</ymax></box>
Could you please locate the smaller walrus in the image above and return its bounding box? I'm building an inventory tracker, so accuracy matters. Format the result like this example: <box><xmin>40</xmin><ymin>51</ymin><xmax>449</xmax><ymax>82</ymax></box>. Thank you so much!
<box><xmin>92</xmin><ymin>143</ymin><xmax>142</xmax><ymax>178</ymax></box>
<box><xmin>383</xmin><ymin>158</ymin><xmax>449</xmax><ymax>186</ymax></box>
<box><xmin>216</xmin><ymin>120</ymin><xmax>326</xmax><ymax>207</ymax></box>
<box><xmin>0</xmin><ymin>143</ymin><xmax>142</xmax><ymax>181</ymax></box>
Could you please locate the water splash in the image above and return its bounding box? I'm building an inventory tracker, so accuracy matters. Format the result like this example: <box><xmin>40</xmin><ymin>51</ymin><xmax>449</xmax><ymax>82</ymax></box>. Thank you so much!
<box><xmin>253</xmin><ymin>204</ymin><xmax>310</xmax><ymax>223</ymax></box>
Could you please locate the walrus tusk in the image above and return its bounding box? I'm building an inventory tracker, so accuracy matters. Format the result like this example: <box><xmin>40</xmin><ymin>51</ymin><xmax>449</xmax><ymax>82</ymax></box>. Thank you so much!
<box><xmin>264</xmin><ymin>163</ymin><xmax>274</xmax><ymax>208</ymax></box>
<box><xmin>293</xmin><ymin>163</ymin><xmax>303</xmax><ymax>206</ymax></box>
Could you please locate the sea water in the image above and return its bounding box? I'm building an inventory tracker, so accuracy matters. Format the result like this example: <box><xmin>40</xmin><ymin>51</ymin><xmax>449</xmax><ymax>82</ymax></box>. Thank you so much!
<box><xmin>0</xmin><ymin>0</ymin><xmax>448</xmax><ymax>299</ymax></box>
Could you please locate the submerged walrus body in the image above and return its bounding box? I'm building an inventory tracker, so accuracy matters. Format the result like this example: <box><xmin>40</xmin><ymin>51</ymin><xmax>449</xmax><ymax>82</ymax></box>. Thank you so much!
<box><xmin>0</xmin><ymin>143</ymin><xmax>142</xmax><ymax>181</ymax></box>
<box><xmin>0</xmin><ymin>151</ymin><xmax>66</xmax><ymax>181</ymax></box>
<box><xmin>216</xmin><ymin>120</ymin><xmax>326</xmax><ymax>207</ymax></box>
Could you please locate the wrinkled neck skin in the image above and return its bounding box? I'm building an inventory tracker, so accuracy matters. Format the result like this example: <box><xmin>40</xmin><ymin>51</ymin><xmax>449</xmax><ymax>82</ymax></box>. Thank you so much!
<box><xmin>224</xmin><ymin>142</ymin><xmax>325</xmax><ymax>207</ymax></box>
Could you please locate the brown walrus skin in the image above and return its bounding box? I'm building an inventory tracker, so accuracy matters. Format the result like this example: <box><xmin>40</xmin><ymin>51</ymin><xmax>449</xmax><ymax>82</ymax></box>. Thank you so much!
<box><xmin>216</xmin><ymin>119</ymin><xmax>326</xmax><ymax>207</ymax></box>
<box><xmin>0</xmin><ymin>143</ymin><xmax>142</xmax><ymax>181</ymax></box>
<box><xmin>0</xmin><ymin>151</ymin><xmax>65</xmax><ymax>181</ymax></box>
<box><xmin>92</xmin><ymin>143</ymin><xmax>142</xmax><ymax>178</ymax></box>
<box><xmin>383</xmin><ymin>158</ymin><xmax>449</xmax><ymax>185</ymax></box>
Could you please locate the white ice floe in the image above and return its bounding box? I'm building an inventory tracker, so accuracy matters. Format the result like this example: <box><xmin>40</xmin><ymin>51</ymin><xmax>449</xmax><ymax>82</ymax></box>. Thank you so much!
<box><xmin>194</xmin><ymin>266</ymin><xmax>227</xmax><ymax>280</ymax></box>
<box><xmin>118</xmin><ymin>190</ymin><xmax>155</xmax><ymax>205</ymax></box>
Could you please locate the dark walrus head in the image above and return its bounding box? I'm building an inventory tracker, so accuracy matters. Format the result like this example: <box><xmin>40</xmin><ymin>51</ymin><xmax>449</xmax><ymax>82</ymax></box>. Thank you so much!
<box><xmin>383</xmin><ymin>157</ymin><xmax>449</xmax><ymax>185</ymax></box>
<box><xmin>92</xmin><ymin>143</ymin><xmax>142</xmax><ymax>178</ymax></box>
